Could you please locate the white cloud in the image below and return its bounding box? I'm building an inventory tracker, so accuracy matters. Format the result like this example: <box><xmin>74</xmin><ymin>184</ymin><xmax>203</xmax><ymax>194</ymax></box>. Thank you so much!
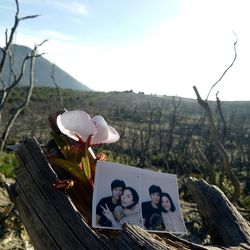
<box><xmin>47</xmin><ymin>1</ymin><xmax>89</xmax><ymax>16</ymax></box>
<box><xmin>19</xmin><ymin>0</ymin><xmax>89</xmax><ymax>16</ymax></box>
<box><xmin>38</xmin><ymin>30</ymin><xmax>77</xmax><ymax>42</ymax></box>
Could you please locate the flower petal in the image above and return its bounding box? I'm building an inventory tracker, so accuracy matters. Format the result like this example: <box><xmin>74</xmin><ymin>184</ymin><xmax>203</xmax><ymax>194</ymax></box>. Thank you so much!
<box><xmin>57</xmin><ymin>110</ymin><xmax>96</xmax><ymax>141</ymax></box>
<box><xmin>102</xmin><ymin>126</ymin><xmax>120</xmax><ymax>144</ymax></box>
<box><xmin>91</xmin><ymin>115</ymin><xmax>109</xmax><ymax>145</ymax></box>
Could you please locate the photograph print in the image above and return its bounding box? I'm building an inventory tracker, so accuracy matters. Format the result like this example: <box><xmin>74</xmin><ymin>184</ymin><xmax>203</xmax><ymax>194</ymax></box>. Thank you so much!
<box><xmin>92</xmin><ymin>161</ymin><xmax>143</xmax><ymax>229</ymax></box>
<box><xmin>141</xmin><ymin>169</ymin><xmax>187</xmax><ymax>234</ymax></box>
<box><xmin>92</xmin><ymin>161</ymin><xmax>187</xmax><ymax>234</ymax></box>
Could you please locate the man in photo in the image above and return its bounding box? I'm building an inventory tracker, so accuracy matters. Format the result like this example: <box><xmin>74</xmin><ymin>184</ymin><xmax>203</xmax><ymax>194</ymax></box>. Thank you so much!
<box><xmin>96</xmin><ymin>179</ymin><xmax>126</xmax><ymax>227</ymax></box>
<box><xmin>141</xmin><ymin>184</ymin><xmax>163</xmax><ymax>230</ymax></box>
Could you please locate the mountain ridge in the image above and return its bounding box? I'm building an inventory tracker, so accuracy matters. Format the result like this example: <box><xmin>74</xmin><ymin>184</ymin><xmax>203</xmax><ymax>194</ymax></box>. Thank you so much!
<box><xmin>0</xmin><ymin>44</ymin><xmax>92</xmax><ymax>91</ymax></box>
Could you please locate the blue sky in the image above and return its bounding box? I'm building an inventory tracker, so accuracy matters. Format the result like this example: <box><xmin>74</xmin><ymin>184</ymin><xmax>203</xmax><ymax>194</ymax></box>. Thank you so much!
<box><xmin>1</xmin><ymin>0</ymin><xmax>250</xmax><ymax>100</ymax></box>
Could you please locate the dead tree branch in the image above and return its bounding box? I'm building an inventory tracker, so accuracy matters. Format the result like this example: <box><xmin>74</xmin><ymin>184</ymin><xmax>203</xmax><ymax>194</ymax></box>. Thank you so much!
<box><xmin>166</xmin><ymin>96</ymin><xmax>181</xmax><ymax>154</ymax></box>
<box><xmin>206</xmin><ymin>33</ymin><xmax>238</xmax><ymax>100</ymax></box>
<box><xmin>193</xmin><ymin>86</ymin><xmax>240</xmax><ymax>202</ymax></box>
<box><xmin>0</xmin><ymin>0</ymin><xmax>47</xmax><ymax>150</ymax></box>
<box><xmin>192</xmin><ymin>35</ymin><xmax>240</xmax><ymax>201</ymax></box>
<box><xmin>192</xmin><ymin>141</ymin><xmax>216</xmax><ymax>184</ymax></box>
<box><xmin>215</xmin><ymin>92</ymin><xmax>227</xmax><ymax>144</ymax></box>
<box><xmin>0</xmin><ymin>41</ymin><xmax>47</xmax><ymax>151</ymax></box>
<box><xmin>50</xmin><ymin>64</ymin><xmax>65</xmax><ymax>110</ymax></box>
<box><xmin>0</xmin><ymin>0</ymin><xmax>39</xmax><ymax>76</ymax></box>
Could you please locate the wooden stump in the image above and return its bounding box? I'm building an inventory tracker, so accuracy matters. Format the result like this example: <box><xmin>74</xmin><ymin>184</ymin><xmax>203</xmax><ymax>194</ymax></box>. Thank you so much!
<box><xmin>8</xmin><ymin>137</ymin><xmax>250</xmax><ymax>249</ymax></box>
<box><xmin>186</xmin><ymin>177</ymin><xmax>250</xmax><ymax>249</ymax></box>
<box><xmin>12</xmin><ymin>138</ymin><xmax>107</xmax><ymax>250</ymax></box>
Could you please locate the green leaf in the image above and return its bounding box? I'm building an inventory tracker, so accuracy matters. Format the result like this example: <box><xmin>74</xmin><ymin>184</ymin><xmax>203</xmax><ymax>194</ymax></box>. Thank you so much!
<box><xmin>81</xmin><ymin>156</ymin><xmax>91</xmax><ymax>180</ymax></box>
<box><xmin>50</xmin><ymin>157</ymin><xmax>88</xmax><ymax>184</ymax></box>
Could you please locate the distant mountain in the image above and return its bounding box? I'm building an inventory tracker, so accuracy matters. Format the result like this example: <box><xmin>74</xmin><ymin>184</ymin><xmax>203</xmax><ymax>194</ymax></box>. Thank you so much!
<box><xmin>0</xmin><ymin>44</ymin><xmax>92</xmax><ymax>91</ymax></box>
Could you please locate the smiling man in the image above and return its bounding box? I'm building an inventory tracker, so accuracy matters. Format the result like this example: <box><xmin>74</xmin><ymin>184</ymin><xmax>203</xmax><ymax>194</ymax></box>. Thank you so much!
<box><xmin>96</xmin><ymin>179</ymin><xmax>126</xmax><ymax>227</ymax></box>
<box><xmin>141</xmin><ymin>184</ymin><xmax>163</xmax><ymax>230</ymax></box>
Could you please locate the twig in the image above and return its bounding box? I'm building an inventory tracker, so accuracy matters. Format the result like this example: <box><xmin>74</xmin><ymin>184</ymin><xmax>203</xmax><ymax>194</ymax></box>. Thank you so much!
<box><xmin>206</xmin><ymin>32</ymin><xmax>238</xmax><ymax>100</ymax></box>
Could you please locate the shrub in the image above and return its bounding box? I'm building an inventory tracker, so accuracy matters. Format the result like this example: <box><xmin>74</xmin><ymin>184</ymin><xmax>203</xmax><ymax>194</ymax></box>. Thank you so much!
<box><xmin>240</xmin><ymin>195</ymin><xmax>250</xmax><ymax>210</ymax></box>
<box><xmin>0</xmin><ymin>153</ymin><xmax>17</xmax><ymax>178</ymax></box>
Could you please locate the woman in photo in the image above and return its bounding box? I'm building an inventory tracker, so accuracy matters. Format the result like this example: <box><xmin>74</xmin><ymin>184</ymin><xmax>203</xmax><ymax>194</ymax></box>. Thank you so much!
<box><xmin>101</xmin><ymin>187</ymin><xmax>142</xmax><ymax>228</ymax></box>
<box><xmin>160</xmin><ymin>192</ymin><xmax>186</xmax><ymax>233</ymax></box>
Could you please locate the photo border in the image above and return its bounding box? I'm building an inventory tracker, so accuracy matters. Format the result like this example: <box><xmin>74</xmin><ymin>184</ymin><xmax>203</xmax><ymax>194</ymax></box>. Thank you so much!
<box><xmin>92</xmin><ymin>160</ymin><xmax>186</xmax><ymax>234</ymax></box>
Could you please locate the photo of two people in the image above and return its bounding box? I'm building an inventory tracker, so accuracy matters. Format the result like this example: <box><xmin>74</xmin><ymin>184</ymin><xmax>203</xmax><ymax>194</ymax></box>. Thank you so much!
<box><xmin>92</xmin><ymin>161</ymin><xmax>187</xmax><ymax>234</ymax></box>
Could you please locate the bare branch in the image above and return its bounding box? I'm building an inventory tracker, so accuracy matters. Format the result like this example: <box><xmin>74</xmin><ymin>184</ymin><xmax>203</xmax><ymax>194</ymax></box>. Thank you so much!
<box><xmin>50</xmin><ymin>64</ymin><xmax>65</xmax><ymax>110</ymax></box>
<box><xmin>192</xmin><ymin>141</ymin><xmax>216</xmax><ymax>184</ymax></box>
<box><xmin>15</xmin><ymin>0</ymin><xmax>19</xmax><ymax>16</ymax></box>
<box><xmin>0</xmin><ymin>40</ymin><xmax>47</xmax><ymax>113</ymax></box>
<box><xmin>216</xmin><ymin>92</ymin><xmax>227</xmax><ymax>143</ymax></box>
<box><xmin>172</xmin><ymin>95</ymin><xmax>181</xmax><ymax>109</ymax></box>
<box><xmin>193</xmin><ymin>85</ymin><xmax>240</xmax><ymax>202</ymax></box>
<box><xmin>0</xmin><ymin>0</ymin><xmax>39</xmax><ymax>75</ymax></box>
<box><xmin>19</xmin><ymin>14</ymin><xmax>40</xmax><ymax>21</ymax></box>
<box><xmin>37</xmin><ymin>39</ymin><xmax>49</xmax><ymax>47</ymax></box>
<box><xmin>0</xmin><ymin>45</ymin><xmax>37</xmax><ymax>151</ymax></box>
<box><xmin>206</xmin><ymin>33</ymin><xmax>238</xmax><ymax>100</ymax></box>
<box><xmin>0</xmin><ymin>0</ymin><xmax>43</xmax><ymax>148</ymax></box>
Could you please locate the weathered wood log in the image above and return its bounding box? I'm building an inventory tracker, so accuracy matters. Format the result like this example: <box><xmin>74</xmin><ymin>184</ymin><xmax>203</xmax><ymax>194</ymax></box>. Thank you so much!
<box><xmin>8</xmin><ymin>137</ymin><xmax>250</xmax><ymax>249</ymax></box>
<box><xmin>186</xmin><ymin>177</ymin><xmax>250</xmax><ymax>249</ymax></box>
<box><xmin>12</xmin><ymin>138</ymin><xmax>108</xmax><ymax>250</ymax></box>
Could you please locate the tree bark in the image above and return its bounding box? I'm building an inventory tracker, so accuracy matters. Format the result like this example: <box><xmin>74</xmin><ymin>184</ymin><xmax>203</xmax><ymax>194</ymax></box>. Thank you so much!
<box><xmin>186</xmin><ymin>177</ymin><xmax>250</xmax><ymax>248</ymax></box>
<box><xmin>8</xmin><ymin>137</ymin><xmax>250</xmax><ymax>250</ymax></box>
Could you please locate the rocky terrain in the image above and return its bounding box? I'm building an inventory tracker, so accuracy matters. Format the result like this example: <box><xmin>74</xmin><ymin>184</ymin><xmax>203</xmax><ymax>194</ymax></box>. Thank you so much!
<box><xmin>0</xmin><ymin>175</ymin><xmax>33</xmax><ymax>250</ymax></box>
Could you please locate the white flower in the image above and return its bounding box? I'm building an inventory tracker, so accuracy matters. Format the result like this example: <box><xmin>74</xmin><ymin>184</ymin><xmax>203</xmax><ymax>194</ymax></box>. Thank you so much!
<box><xmin>56</xmin><ymin>110</ymin><xmax>120</xmax><ymax>145</ymax></box>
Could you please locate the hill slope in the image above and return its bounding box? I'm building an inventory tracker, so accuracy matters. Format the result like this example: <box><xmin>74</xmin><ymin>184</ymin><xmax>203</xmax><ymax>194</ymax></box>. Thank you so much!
<box><xmin>0</xmin><ymin>44</ymin><xmax>92</xmax><ymax>91</ymax></box>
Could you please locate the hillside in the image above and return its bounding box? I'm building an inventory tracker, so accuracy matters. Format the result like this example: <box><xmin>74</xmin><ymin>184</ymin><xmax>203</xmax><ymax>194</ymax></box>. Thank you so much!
<box><xmin>3</xmin><ymin>88</ymin><xmax>250</xmax><ymax>174</ymax></box>
<box><xmin>0</xmin><ymin>44</ymin><xmax>91</xmax><ymax>91</ymax></box>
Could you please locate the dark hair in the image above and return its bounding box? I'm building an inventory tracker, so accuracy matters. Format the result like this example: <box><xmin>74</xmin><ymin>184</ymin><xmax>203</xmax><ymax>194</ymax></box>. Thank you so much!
<box><xmin>149</xmin><ymin>214</ymin><xmax>166</xmax><ymax>231</ymax></box>
<box><xmin>161</xmin><ymin>192</ymin><xmax>176</xmax><ymax>212</ymax></box>
<box><xmin>121</xmin><ymin>187</ymin><xmax>139</xmax><ymax>209</ymax></box>
<box><xmin>111</xmin><ymin>179</ymin><xmax>126</xmax><ymax>191</ymax></box>
<box><xmin>149</xmin><ymin>185</ymin><xmax>162</xmax><ymax>196</ymax></box>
